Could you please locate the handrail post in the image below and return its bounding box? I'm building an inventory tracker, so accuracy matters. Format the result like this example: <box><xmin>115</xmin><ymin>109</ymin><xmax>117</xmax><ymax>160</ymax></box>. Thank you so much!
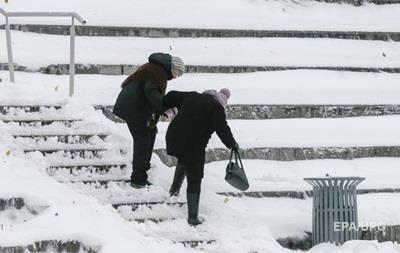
<box><xmin>5</xmin><ymin>15</ymin><xmax>15</xmax><ymax>83</ymax></box>
<box><xmin>69</xmin><ymin>17</ymin><xmax>75</xmax><ymax>97</ymax></box>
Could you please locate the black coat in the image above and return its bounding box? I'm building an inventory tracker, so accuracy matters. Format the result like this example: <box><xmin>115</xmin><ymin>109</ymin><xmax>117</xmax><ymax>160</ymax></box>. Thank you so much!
<box><xmin>113</xmin><ymin>53</ymin><xmax>172</xmax><ymax>123</ymax></box>
<box><xmin>164</xmin><ymin>91</ymin><xmax>236</xmax><ymax>164</ymax></box>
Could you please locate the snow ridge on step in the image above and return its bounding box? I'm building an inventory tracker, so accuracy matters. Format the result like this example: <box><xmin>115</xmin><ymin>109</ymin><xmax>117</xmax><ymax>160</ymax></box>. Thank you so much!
<box><xmin>13</xmin><ymin>134</ymin><xmax>107</xmax><ymax>145</ymax></box>
<box><xmin>218</xmin><ymin>188</ymin><xmax>400</xmax><ymax>200</ymax></box>
<box><xmin>97</xmin><ymin>104</ymin><xmax>400</xmax><ymax>121</ymax></box>
<box><xmin>3</xmin><ymin>24</ymin><xmax>400</xmax><ymax>40</ymax></box>
<box><xmin>0</xmin><ymin>240</ymin><xmax>100</xmax><ymax>253</ymax></box>
<box><xmin>154</xmin><ymin>146</ymin><xmax>400</xmax><ymax>166</ymax></box>
<box><xmin>32</xmin><ymin>64</ymin><xmax>400</xmax><ymax>75</ymax></box>
<box><xmin>0</xmin><ymin>104</ymin><xmax>64</xmax><ymax>114</ymax></box>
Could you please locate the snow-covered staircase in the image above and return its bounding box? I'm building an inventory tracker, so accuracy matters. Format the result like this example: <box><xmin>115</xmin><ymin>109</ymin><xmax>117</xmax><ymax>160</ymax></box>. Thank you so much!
<box><xmin>0</xmin><ymin>104</ymin><xmax>216</xmax><ymax>249</ymax></box>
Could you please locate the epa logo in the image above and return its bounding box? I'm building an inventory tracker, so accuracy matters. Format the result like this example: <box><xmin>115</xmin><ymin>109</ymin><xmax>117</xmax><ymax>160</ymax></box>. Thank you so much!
<box><xmin>333</xmin><ymin>222</ymin><xmax>386</xmax><ymax>232</ymax></box>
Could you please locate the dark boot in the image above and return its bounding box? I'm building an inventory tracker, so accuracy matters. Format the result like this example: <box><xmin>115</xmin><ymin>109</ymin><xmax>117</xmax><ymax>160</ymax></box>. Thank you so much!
<box><xmin>187</xmin><ymin>193</ymin><xmax>204</xmax><ymax>226</ymax></box>
<box><xmin>169</xmin><ymin>164</ymin><xmax>186</xmax><ymax>196</ymax></box>
<box><xmin>130</xmin><ymin>180</ymin><xmax>151</xmax><ymax>189</ymax></box>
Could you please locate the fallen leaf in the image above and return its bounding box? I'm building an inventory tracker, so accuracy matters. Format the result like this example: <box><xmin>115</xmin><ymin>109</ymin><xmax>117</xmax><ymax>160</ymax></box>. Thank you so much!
<box><xmin>224</xmin><ymin>197</ymin><xmax>229</xmax><ymax>204</ymax></box>
<box><xmin>5</xmin><ymin>149</ymin><xmax>11</xmax><ymax>156</ymax></box>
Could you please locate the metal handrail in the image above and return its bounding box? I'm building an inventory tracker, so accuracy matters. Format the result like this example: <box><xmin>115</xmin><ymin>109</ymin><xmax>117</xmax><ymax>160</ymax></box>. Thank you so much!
<box><xmin>5</xmin><ymin>11</ymin><xmax>86</xmax><ymax>24</ymax></box>
<box><xmin>0</xmin><ymin>7</ymin><xmax>86</xmax><ymax>97</ymax></box>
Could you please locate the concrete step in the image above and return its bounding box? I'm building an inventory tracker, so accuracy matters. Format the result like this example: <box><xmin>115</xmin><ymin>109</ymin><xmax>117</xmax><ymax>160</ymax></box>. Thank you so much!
<box><xmin>34</xmin><ymin>63</ymin><xmax>400</xmax><ymax>75</ymax></box>
<box><xmin>154</xmin><ymin>146</ymin><xmax>400</xmax><ymax>166</ymax></box>
<box><xmin>66</xmin><ymin>178</ymin><xmax>131</xmax><ymax>184</ymax></box>
<box><xmin>3</xmin><ymin>63</ymin><xmax>400</xmax><ymax>75</ymax></box>
<box><xmin>0</xmin><ymin>240</ymin><xmax>99</xmax><ymax>253</ymax></box>
<box><xmin>130</xmin><ymin>217</ymin><xmax>174</xmax><ymax>223</ymax></box>
<box><xmin>2</xmin><ymin>119</ymin><xmax>82</xmax><ymax>127</ymax></box>
<box><xmin>112</xmin><ymin>201</ymin><xmax>185</xmax><ymax>210</ymax></box>
<box><xmin>218</xmin><ymin>188</ymin><xmax>400</xmax><ymax>200</ymax></box>
<box><xmin>0</xmin><ymin>104</ymin><xmax>63</xmax><ymax>114</ymax></box>
<box><xmin>179</xmin><ymin>240</ymin><xmax>216</xmax><ymax>248</ymax></box>
<box><xmin>97</xmin><ymin>104</ymin><xmax>400</xmax><ymax>122</ymax></box>
<box><xmin>0</xmin><ymin>197</ymin><xmax>25</xmax><ymax>211</ymax></box>
<box><xmin>318</xmin><ymin>0</ymin><xmax>400</xmax><ymax>4</ymax></box>
<box><xmin>13</xmin><ymin>134</ymin><xmax>107</xmax><ymax>144</ymax></box>
<box><xmin>2</xmin><ymin>24</ymin><xmax>400</xmax><ymax>41</ymax></box>
<box><xmin>47</xmin><ymin>164</ymin><xmax>128</xmax><ymax>175</ymax></box>
<box><xmin>24</xmin><ymin>147</ymin><xmax>109</xmax><ymax>159</ymax></box>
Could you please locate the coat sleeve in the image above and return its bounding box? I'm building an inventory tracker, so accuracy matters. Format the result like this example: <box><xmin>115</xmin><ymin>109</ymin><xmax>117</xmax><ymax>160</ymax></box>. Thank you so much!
<box><xmin>163</xmin><ymin>91</ymin><xmax>191</xmax><ymax>110</ymax></box>
<box><xmin>212</xmin><ymin>105</ymin><xmax>236</xmax><ymax>149</ymax></box>
<box><xmin>143</xmin><ymin>80</ymin><xmax>164</xmax><ymax>114</ymax></box>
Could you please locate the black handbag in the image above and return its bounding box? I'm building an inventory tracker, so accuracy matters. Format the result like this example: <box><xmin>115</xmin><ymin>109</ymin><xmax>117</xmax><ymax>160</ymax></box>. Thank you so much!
<box><xmin>225</xmin><ymin>149</ymin><xmax>249</xmax><ymax>191</ymax></box>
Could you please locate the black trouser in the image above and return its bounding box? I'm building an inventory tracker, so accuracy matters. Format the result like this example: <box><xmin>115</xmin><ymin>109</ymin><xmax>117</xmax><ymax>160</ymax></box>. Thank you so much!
<box><xmin>174</xmin><ymin>160</ymin><xmax>203</xmax><ymax>194</ymax></box>
<box><xmin>127</xmin><ymin>120</ymin><xmax>157</xmax><ymax>184</ymax></box>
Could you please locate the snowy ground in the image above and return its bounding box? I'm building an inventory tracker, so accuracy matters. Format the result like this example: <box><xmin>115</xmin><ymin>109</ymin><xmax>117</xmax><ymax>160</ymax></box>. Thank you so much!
<box><xmin>1</xmin><ymin>31</ymin><xmax>400</xmax><ymax>68</ymax></box>
<box><xmin>1</xmin><ymin>0</ymin><xmax>400</xmax><ymax>31</ymax></box>
<box><xmin>2</xmin><ymin>82</ymin><xmax>400</xmax><ymax>252</ymax></box>
<box><xmin>1</xmin><ymin>71</ymin><xmax>400</xmax><ymax>105</ymax></box>
<box><xmin>2</xmin><ymin>0</ymin><xmax>400</xmax><ymax>251</ymax></box>
<box><xmin>0</xmin><ymin>146</ymin><xmax>190</xmax><ymax>253</ymax></box>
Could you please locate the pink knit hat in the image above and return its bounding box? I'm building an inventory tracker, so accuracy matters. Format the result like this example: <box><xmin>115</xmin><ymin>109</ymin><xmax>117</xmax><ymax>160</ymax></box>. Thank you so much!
<box><xmin>203</xmin><ymin>88</ymin><xmax>231</xmax><ymax>108</ymax></box>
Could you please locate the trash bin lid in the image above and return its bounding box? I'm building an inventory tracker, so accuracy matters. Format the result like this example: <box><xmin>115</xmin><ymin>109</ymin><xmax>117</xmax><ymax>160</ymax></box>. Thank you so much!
<box><xmin>304</xmin><ymin>176</ymin><xmax>365</xmax><ymax>187</ymax></box>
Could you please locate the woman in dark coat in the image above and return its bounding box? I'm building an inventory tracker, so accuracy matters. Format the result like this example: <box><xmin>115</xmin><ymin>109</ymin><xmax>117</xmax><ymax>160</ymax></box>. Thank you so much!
<box><xmin>164</xmin><ymin>88</ymin><xmax>239</xmax><ymax>225</ymax></box>
<box><xmin>113</xmin><ymin>53</ymin><xmax>185</xmax><ymax>188</ymax></box>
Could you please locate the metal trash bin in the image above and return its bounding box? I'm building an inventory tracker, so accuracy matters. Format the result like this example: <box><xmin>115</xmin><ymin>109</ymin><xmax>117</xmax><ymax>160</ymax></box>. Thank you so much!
<box><xmin>304</xmin><ymin>176</ymin><xmax>365</xmax><ymax>246</ymax></box>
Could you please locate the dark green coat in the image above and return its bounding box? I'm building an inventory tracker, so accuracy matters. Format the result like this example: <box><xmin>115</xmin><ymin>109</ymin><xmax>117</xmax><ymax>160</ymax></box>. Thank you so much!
<box><xmin>113</xmin><ymin>53</ymin><xmax>172</xmax><ymax>123</ymax></box>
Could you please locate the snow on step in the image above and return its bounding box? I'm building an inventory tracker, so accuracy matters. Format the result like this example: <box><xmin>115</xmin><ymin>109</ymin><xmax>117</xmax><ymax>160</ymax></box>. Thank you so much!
<box><xmin>236</xmin><ymin>193</ymin><xmax>400</xmax><ymax>239</ymax></box>
<box><xmin>7</xmin><ymin>24</ymin><xmax>400</xmax><ymax>42</ymax></box>
<box><xmin>3</xmin><ymin>30</ymin><xmax>400</xmax><ymax>68</ymax></box>
<box><xmin>8</xmin><ymin>122</ymin><xmax>111</xmax><ymax>136</ymax></box>
<box><xmin>112</xmin><ymin>201</ymin><xmax>185</xmax><ymax>210</ymax></box>
<box><xmin>5</xmin><ymin>71</ymin><xmax>400</xmax><ymax>105</ymax></box>
<box><xmin>202</xmin><ymin>158</ymin><xmax>400</xmax><ymax>193</ymax></box>
<box><xmin>132</xmin><ymin>218</ymin><xmax>215</xmax><ymax>246</ymax></box>
<box><xmin>15</xmin><ymin>134</ymin><xmax>107</xmax><ymax>147</ymax></box>
<box><xmin>155</xmin><ymin>116</ymin><xmax>400</xmax><ymax>149</ymax></box>
<box><xmin>67</xmin><ymin>182</ymin><xmax>170</xmax><ymax>204</ymax></box>
<box><xmin>47</xmin><ymin>164</ymin><xmax>128</xmax><ymax>178</ymax></box>
<box><xmin>117</xmin><ymin>201</ymin><xmax>186</xmax><ymax>221</ymax></box>
<box><xmin>48</xmin><ymin>165</ymin><xmax>129</xmax><ymax>181</ymax></box>
<box><xmin>3</xmin><ymin>0</ymin><xmax>400</xmax><ymax>32</ymax></box>
<box><xmin>24</xmin><ymin>147</ymin><xmax>109</xmax><ymax>159</ymax></box>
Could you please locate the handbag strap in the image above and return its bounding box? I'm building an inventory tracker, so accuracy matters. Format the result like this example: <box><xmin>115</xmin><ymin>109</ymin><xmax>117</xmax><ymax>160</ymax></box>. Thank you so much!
<box><xmin>233</xmin><ymin>149</ymin><xmax>244</xmax><ymax>169</ymax></box>
<box><xmin>229</xmin><ymin>148</ymin><xmax>235</xmax><ymax>163</ymax></box>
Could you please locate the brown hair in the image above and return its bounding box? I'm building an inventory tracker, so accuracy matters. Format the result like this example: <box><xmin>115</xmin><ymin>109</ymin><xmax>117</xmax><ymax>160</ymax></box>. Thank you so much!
<box><xmin>120</xmin><ymin>63</ymin><xmax>168</xmax><ymax>95</ymax></box>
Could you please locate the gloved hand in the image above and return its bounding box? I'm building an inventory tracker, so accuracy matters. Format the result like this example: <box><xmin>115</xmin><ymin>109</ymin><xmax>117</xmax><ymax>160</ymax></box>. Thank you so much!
<box><xmin>232</xmin><ymin>142</ymin><xmax>239</xmax><ymax>151</ymax></box>
<box><xmin>163</xmin><ymin>107</ymin><xmax>178</xmax><ymax>119</ymax></box>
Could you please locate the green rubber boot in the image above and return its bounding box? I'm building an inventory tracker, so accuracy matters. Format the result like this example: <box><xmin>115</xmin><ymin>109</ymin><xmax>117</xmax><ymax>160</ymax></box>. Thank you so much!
<box><xmin>187</xmin><ymin>193</ymin><xmax>204</xmax><ymax>226</ymax></box>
